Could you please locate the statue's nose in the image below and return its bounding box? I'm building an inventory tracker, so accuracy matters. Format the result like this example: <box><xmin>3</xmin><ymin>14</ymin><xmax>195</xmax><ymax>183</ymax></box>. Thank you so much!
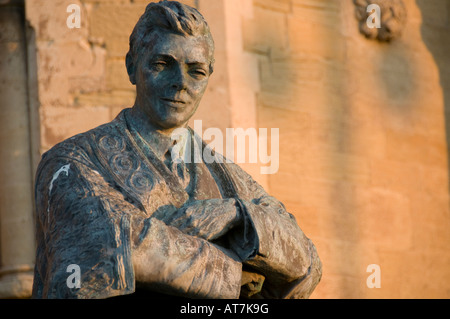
<box><xmin>171</xmin><ymin>66</ymin><xmax>188</xmax><ymax>91</ymax></box>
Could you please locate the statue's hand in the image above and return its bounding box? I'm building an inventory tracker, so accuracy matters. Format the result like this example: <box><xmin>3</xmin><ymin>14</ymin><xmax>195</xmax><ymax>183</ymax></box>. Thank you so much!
<box><xmin>159</xmin><ymin>199</ymin><xmax>241</xmax><ymax>241</ymax></box>
<box><xmin>240</xmin><ymin>270</ymin><xmax>265</xmax><ymax>298</ymax></box>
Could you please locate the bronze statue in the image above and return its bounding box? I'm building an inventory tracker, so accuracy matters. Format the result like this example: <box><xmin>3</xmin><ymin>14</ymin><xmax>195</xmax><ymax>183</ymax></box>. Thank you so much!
<box><xmin>32</xmin><ymin>0</ymin><xmax>322</xmax><ymax>299</ymax></box>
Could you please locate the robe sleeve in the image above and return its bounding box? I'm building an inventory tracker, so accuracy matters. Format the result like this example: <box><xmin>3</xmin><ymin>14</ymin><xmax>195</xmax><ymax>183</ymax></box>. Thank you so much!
<box><xmin>239</xmin><ymin>197</ymin><xmax>322</xmax><ymax>299</ymax></box>
<box><xmin>132</xmin><ymin>217</ymin><xmax>242</xmax><ymax>298</ymax></box>
<box><xmin>224</xmin><ymin>163</ymin><xmax>323</xmax><ymax>299</ymax></box>
<box><xmin>33</xmin><ymin>154</ymin><xmax>135</xmax><ymax>299</ymax></box>
<box><xmin>32</xmin><ymin>148</ymin><xmax>242</xmax><ymax>299</ymax></box>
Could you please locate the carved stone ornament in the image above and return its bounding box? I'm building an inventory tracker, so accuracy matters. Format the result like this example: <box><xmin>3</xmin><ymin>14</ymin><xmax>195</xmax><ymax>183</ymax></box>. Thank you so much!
<box><xmin>354</xmin><ymin>0</ymin><xmax>407</xmax><ymax>42</ymax></box>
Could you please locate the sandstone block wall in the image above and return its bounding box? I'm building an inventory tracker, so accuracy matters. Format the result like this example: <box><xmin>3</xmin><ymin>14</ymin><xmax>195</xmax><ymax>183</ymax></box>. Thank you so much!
<box><xmin>242</xmin><ymin>0</ymin><xmax>450</xmax><ymax>298</ymax></box>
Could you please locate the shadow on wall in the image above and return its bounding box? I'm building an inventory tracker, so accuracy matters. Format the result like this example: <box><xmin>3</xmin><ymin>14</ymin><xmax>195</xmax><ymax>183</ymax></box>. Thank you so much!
<box><xmin>377</xmin><ymin>44</ymin><xmax>415</xmax><ymax>105</ymax></box>
<box><xmin>246</xmin><ymin>2</ymin><xmax>361</xmax><ymax>298</ymax></box>
<box><xmin>416</xmin><ymin>0</ymin><xmax>450</xmax><ymax>198</ymax></box>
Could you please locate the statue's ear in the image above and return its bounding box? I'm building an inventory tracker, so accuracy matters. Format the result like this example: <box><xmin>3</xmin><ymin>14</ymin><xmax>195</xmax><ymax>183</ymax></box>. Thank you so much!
<box><xmin>126</xmin><ymin>52</ymin><xmax>136</xmax><ymax>85</ymax></box>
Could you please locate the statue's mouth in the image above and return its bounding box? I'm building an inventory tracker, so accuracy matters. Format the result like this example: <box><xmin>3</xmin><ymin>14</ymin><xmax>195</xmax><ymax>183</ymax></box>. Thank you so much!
<box><xmin>161</xmin><ymin>97</ymin><xmax>186</xmax><ymax>104</ymax></box>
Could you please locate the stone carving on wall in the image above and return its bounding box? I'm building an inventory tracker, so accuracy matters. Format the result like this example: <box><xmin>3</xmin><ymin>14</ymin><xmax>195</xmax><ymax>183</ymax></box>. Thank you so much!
<box><xmin>354</xmin><ymin>0</ymin><xmax>407</xmax><ymax>42</ymax></box>
<box><xmin>31</xmin><ymin>1</ymin><xmax>322</xmax><ymax>299</ymax></box>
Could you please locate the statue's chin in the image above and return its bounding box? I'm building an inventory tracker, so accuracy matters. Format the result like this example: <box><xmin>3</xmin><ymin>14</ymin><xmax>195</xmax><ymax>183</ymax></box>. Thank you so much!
<box><xmin>155</xmin><ymin>118</ymin><xmax>190</xmax><ymax>132</ymax></box>
<box><xmin>155</xmin><ymin>111</ymin><xmax>196</xmax><ymax>131</ymax></box>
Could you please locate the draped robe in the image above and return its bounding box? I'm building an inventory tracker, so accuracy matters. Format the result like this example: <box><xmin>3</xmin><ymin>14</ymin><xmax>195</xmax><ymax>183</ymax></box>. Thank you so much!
<box><xmin>32</xmin><ymin>108</ymin><xmax>322</xmax><ymax>299</ymax></box>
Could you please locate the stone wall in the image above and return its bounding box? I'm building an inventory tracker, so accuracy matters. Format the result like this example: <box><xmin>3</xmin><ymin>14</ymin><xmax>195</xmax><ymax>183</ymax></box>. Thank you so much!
<box><xmin>0</xmin><ymin>1</ymin><xmax>35</xmax><ymax>298</ymax></box>
<box><xmin>0</xmin><ymin>0</ymin><xmax>447</xmax><ymax>298</ymax></box>
<box><xmin>242</xmin><ymin>0</ymin><xmax>450</xmax><ymax>298</ymax></box>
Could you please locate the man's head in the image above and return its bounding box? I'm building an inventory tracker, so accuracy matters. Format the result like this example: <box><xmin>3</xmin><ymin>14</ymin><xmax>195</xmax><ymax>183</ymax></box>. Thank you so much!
<box><xmin>127</xmin><ymin>1</ymin><xmax>215</xmax><ymax>76</ymax></box>
<box><xmin>126</xmin><ymin>1</ymin><xmax>215</xmax><ymax>131</ymax></box>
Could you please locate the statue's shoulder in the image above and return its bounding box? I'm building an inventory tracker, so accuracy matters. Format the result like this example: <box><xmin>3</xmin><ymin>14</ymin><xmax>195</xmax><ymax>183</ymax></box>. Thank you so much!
<box><xmin>38</xmin><ymin>109</ymin><xmax>129</xmax><ymax>171</ymax></box>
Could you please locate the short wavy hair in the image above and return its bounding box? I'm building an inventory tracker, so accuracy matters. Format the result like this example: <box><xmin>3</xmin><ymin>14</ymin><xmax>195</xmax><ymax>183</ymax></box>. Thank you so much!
<box><xmin>126</xmin><ymin>0</ymin><xmax>215</xmax><ymax>78</ymax></box>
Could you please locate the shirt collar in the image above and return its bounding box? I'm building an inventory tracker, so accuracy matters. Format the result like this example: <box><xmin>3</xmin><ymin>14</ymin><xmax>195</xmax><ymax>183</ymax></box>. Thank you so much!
<box><xmin>137</xmin><ymin>126</ymin><xmax>191</xmax><ymax>164</ymax></box>
<box><xmin>124</xmin><ymin>108</ymin><xmax>191</xmax><ymax>162</ymax></box>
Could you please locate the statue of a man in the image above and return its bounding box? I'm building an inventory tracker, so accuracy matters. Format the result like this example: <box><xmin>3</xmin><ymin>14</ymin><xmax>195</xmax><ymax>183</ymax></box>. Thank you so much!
<box><xmin>32</xmin><ymin>0</ymin><xmax>322</xmax><ymax>299</ymax></box>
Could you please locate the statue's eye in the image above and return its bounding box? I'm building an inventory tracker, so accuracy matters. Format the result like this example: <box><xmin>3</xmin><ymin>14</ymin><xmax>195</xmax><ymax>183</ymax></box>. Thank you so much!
<box><xmin>190</xmin><ymin>68</ymin><xmax>207</xmax><ymax>79</ymax></box>
<box><xmin>151</xmin><ymin>61</ymin><xmax>167</xmax><ymax>71</ymax></box>
<box><xmin>195</xmin><ymin>69</ymin><xmax>206</xmax><ymax>75</ymax></box>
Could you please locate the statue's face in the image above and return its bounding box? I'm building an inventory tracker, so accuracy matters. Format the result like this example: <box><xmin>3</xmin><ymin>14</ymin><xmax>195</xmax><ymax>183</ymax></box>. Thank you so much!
<box><xmin>133</xmin><ymin>30</ymin><xmax>212</xmax><ymax>131</ymax></box>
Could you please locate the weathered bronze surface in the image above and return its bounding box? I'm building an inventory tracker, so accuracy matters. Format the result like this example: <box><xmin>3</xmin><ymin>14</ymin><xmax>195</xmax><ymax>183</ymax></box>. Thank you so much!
<box><xmin>32</xmin><ymin>0</ymin><xmax>322</xmax><ymax>299</ymax></box>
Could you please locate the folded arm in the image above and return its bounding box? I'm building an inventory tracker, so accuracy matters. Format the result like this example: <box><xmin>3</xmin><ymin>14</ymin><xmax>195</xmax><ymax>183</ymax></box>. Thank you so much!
<box><xmin>33</xmin><ymin>153</ymin><xmax>242</xmax><ymax>299</ymax></box>
<box><xmin>165</xmin><ymin>161</ymin><xmax>323</xmax><ymax>299</ymax></box>
<box><xmin>132</xmin><ymin>217</ymin><xmax>242</xmax><ymax>298</ymax></box>
<box><xmin>158</xmin><ymin>194</ymin><xmax>322</xmax><ymax>299</ymax></box>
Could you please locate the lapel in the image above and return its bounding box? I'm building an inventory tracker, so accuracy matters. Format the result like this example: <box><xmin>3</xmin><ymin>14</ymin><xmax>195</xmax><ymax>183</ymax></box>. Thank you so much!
<box><xmin>122</xmin><ymin>110</ymin><xmax>190</xmax><ymax>201</ymax></box>
<box><xmin>87</xmin><ymin>109</ymin><xmax>243</xmax><ymax>217</ymax></box>
<box><xmin>191</xmin><ymin>131</ymin><xmax>241</xmax><ymax>200</ymax></box>
<box><xmin>88</xmin><ymin>109</ymin><xmax>189</xmax><ymax>216</ymax></box>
